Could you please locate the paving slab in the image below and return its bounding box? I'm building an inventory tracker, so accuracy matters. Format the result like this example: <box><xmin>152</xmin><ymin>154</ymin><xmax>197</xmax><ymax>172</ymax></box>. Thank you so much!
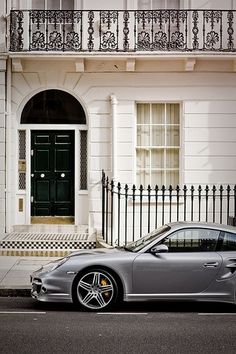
<box><xmin>0</xmin><ymin>256</ymin><xmax>59</xmax><ymax>292</ymax></box>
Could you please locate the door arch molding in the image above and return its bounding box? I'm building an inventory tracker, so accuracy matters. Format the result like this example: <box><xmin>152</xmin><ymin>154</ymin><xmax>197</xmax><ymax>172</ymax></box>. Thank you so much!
<box><xmin>16</xmin><ymin>88</ymin><xmax>88</xmax><ymax>225</ymax></box>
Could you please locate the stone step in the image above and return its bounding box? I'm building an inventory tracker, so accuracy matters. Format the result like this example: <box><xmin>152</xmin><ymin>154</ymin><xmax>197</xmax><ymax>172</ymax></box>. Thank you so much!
<box><xmin>0</xmin><ymin>231</ymin><xmax>96</xmax><ymax>257</ymax></box>
<box><xmin>13</xmin><ymin>224</ymin><xmax>88</xmax><ymax>233</ymax></box>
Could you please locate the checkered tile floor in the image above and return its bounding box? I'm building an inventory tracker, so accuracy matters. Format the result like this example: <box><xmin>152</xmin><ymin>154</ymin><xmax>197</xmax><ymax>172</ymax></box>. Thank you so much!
<box><xmin>0</xmin><ymin>232</ymin><xmax>96</xmax><ymax>256</ymax></box>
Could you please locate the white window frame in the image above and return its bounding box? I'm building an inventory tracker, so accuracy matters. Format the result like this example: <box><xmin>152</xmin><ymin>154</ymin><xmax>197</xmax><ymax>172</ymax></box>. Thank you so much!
<box><xmin>31</xmin><ymin>0</ymin><xmax>74</xmax><ymax>10</ymax></box>
<box><xmin>137</xmin><ymin>0</ymin><xmax>180</xmax><ymax>10</ymax></box>
<box><xmin>136</xmin><ymin>102</ymin><xmax>181</xmax><ymax>187</ymax></box>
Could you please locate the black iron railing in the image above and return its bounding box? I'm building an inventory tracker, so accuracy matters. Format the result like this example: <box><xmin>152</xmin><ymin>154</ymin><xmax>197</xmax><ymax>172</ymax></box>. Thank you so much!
<box><xmin>10</xmin><ymin>9</ymin><xmax>236</xmax><ymax>52</ymax></box>
<box><xmin>102</xmin><ymin>171</ymin><xmax>236</xmax><ymax>246</ymax></box>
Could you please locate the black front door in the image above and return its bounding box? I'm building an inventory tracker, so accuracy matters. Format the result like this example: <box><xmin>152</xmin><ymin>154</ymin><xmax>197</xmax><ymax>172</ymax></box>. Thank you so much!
<box><xmin>31</xmin><ymin>130</ymin><xmax>74</xmax><ymax>216</ymax></box>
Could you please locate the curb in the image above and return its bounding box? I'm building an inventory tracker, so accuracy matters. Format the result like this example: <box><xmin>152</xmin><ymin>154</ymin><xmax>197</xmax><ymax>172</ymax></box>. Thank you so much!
<box><xmin>0</xmin><ymin>289</ymin><xmax>31</xmax><ymax>297</ymax></box>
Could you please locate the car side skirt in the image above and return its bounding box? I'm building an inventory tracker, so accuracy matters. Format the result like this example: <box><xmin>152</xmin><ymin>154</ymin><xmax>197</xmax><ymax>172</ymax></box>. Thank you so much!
<box><xmin>124</xmin><ymin>293</ymin><xmax>234</xmax><ymax>304</ymax></box>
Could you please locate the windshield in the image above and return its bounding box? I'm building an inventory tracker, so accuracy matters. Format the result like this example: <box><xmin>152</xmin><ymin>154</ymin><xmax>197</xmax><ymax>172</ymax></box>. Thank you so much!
<box><xmin>124</xmin><ymin>225</ymin><xmax>170</xmax><ymax>252</ymax></box>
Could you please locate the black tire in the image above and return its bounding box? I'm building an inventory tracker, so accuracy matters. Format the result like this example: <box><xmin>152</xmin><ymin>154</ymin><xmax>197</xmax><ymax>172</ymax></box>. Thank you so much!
<box><xmin>73</xmin><ymin>268</ymin><xmax>118</xmax><ymax>311</ymax></box>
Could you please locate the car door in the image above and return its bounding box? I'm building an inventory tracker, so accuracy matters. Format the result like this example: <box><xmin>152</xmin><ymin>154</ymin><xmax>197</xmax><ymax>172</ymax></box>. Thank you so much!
<box><xmin>216</xmin><ymin>231</ymin><xmax>236</xmax><ymax>284</ymax></box>
<box><xmin>132</xmin><ymin>228</ymin><xmax>222</xmax><ymax>295</ymax></box>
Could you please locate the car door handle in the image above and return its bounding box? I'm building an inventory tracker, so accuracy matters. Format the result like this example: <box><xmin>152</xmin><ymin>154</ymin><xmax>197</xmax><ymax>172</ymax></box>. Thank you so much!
<box><xmin>204</xmin><ymin>262</ymin><xmax>219</xmax><ymax>268</ymax></box>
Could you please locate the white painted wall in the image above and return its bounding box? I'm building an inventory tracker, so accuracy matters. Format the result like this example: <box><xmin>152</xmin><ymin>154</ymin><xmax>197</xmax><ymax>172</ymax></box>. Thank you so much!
<box><xmin>0</xmin><ymin>61</ymin><xmax>6</xmax><ymax>233</ymax></box>
<box><xmin>10</xmin><ymin>62</ymin><xmax>236</xmax><ymax>232</ymax></box>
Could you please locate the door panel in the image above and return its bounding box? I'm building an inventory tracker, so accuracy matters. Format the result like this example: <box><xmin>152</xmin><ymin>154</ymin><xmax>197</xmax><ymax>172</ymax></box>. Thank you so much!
<box><xmin>36</xmin><ymin>180</ymin><xmax>50</xmax><ymax>201</ymax></box>
<box><xmin>31</xmin><ymin>130</ymin><xmax>74</xmax><ymax>216</ymax></box>
<box><xmin>133</xmin><ymin>252</ymin><xmax>222</xmax><ymax>294</ymax></box>
<box><xmin>35</xmin><ymin>150</ymin><xmax>50</xmax><ymax>171</ymax></box>
<box><xmin>55</xmin><ymin>180</ymin><xmax>70</xmax><ymax>201</ymax></box>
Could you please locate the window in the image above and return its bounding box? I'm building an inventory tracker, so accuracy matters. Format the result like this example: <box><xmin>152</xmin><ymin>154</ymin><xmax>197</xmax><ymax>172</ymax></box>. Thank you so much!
<box><xmin>136</xmin><ymin>103</ymin><xmax>180</xmax><ymax>186</ymax></box>
<box><xmin>138</xmin><ymin>0</ymin><xmax>180</xmax><ymax>10</ymax></box>
<box><xmin>160</xmin><ymin>228</ymin><xmax>220</xmax><ymax>252</ymax></box>
<box><xmin>32</xmin><ymin>0</ymin><xmax>74</xmax><ymax>10</ymax></box>
<box><xmin>220</xmin><ymin>232</ymin><xmax>236</xmax><ymax>251</ymax></box>
<box><xmin>21</xmin><ymin>90</ymin><xmax>86</xmax><ymax>124</ymax></box>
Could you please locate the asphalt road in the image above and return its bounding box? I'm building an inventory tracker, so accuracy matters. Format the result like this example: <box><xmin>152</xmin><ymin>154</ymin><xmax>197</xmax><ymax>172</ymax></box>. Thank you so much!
<box><xmin>0</xmin><ymin>298</ymin><xmax>236</xmax><ymax>354</ymax></box>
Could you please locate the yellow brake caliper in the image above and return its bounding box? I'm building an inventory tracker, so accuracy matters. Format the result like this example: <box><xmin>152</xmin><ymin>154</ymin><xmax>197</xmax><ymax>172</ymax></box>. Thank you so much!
<box><xmin>101</xmin><ymin>278</ymin><xmax>110</xmax><ymax>298</ymax></box>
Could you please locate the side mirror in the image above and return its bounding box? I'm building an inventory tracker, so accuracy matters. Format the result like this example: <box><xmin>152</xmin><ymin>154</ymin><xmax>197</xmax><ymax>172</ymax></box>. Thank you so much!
<box><xmin>150</xmin><ymin>244</ymin><xmax>169</xmax><ymax>254</ymax></box>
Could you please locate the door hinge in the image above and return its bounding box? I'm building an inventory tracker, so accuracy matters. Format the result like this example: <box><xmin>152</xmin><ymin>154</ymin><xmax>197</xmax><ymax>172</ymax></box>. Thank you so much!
<box><xmin>31</xmin><ymin>196</ymin><xmax>34</xmax><ymax>203</ymax></box>
<box><xmin>31</xmin><ymin>150</ymin><xmax>34</xmax><ymax>156</ymax></box>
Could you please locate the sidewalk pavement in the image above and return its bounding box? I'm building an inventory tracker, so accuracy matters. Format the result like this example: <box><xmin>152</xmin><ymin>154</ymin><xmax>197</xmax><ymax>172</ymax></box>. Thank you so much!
<box><xmin>0</xmin><ymin>256</ymin><xmax>59</xmax><ymax>296</ymax></box>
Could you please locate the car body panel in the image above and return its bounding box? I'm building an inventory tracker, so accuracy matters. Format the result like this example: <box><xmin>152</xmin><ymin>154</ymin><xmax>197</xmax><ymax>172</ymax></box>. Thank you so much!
<box><xmin>31</xmin><ymin>222</ymin><xmax>236</xmax><ymax>306</ymax></box>
<box><xmin>132</xmin><ymin>252</ymin><xmax>222</xmax><ymax>294</ymax></box>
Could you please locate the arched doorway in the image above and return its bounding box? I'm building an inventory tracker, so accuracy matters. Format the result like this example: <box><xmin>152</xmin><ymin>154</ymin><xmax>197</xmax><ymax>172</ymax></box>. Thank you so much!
<box><xmin>21</xmin><ymin>89</ymin><xmax>87</xmax><ymax>223</ymax></box>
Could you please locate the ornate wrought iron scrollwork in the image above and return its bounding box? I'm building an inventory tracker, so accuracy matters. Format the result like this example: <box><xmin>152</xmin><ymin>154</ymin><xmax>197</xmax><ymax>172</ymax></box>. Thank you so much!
<box><xmin>31</xmin><ymin>31</ymin><xmax>45</xmax><ymax>50</ymax></box>
<box><xmin>9</xmin><ymin>9</ymin><xmax>236</xmax><ymax>53</ymax></box>
<box><xmin>123</xmin><ymin>11</ymin><xmax>130</xmax><ymax>51</ymax></box>
<box><xmin>204</xmin><ymin>10</ymin><xmax>222</xmax><ymax>50</ymax></box>
<box><xmin>29</xmin><ymin>9</ymin><xmax>82</xmax><ymax>51</ymax></box>
<box><xmin>100</xmin><ymin>31</ymin><xmax>117</xmax><ymax>51</ymax></box>
<box><xmin>65</xmin><ymin>32</ymin><xmax>81</xmax><ymax>50</ymax></box>
<box><xmin>64</xmin><ymin>11</ymin><xmax>82</xmax><ymax>51</ymax></box>
<box><xmin>48</xmin><ymin>31</ymin><xmax>62</xmax><ymax>50</ymax></box>
<box><xmin>30</xmin><ymin>10</ymin><xmax>46</xmax><ymax>29</ymax></box>
<box><xmin>192</xmin><ymin>10</ymin><xmax>199</xmax><ymax>50</ymax></box>
<box><xmin>136</xmin><ymin>10</ymin><xmax>152</xmax><ymax>50</ymax></box>
<box><xmin>100</xmin><ymin>11</ymin><xmax>118</xmax><ymax>51</ymax></box>
<box><xmin>87</xmin><ymin>11</ymin><xmax>94</xmax><ymax>51</ymax></box>
<box><xmin>227</xmin><ymin>11</ymin><xmax>234</xmax><ymax>51</ymax></box>
<box><xmin>10</xmin><ymin>10</ymin><xmax>24</xmax><ymax>51</ymax></box>
<box><xmin>153</xmin><ymin>31</ymin><xmax>167</xmax><ymax>50</ymax></box>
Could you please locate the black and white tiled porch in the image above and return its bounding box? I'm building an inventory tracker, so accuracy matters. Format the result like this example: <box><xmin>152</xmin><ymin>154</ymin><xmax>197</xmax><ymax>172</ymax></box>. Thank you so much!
<box><xmin>0</xmin><ymin>225</ymin><xmax>96</xmax><ymax>256</ymax></box>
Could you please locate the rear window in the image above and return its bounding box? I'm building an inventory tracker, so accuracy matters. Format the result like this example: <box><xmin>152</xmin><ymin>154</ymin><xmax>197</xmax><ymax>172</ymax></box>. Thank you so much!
<box><xmin>220</xmin><ymin>232</ymin><xmax>236</xmax><ymax>251</ymax></box>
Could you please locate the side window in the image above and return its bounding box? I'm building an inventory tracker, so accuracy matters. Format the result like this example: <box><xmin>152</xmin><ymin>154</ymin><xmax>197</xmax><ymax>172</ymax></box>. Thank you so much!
<box><xmin>160</xmin><ymin>228</ymin><xmax>219</xmax><ymax>252</ymax></box>
<box><xmin>220</xmin><ymin>232</ymin><xmax>236</xmax><ymax>251</ymax></box>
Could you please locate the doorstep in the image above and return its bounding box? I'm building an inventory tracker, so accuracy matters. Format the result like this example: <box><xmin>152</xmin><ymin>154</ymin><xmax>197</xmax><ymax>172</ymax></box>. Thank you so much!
<box><xmin>0</xmin><ymin>230</ymin><xmax>96</xmax><ymax>257</ymax></box>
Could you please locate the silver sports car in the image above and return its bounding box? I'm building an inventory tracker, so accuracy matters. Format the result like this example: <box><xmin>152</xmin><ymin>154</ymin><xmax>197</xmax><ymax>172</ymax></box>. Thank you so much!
<box><xmin>31</xmin><ymin>222</ymin><xmax>236</xmax><ymax>311</ymax></box>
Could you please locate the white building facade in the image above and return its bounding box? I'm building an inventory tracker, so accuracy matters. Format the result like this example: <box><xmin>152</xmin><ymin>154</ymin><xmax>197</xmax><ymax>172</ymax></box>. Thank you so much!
<box><xmin>1</xmin><ymin>0</ymin><xmax>236</xmax><ymax>244</ymax></box>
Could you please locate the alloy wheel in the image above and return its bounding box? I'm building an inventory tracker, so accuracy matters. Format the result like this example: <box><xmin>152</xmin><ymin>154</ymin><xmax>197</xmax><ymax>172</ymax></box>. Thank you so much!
<box><xmin>77</xmin><ymin>271</ymin><xmax>115</xmax><ymax>310</ymax></box>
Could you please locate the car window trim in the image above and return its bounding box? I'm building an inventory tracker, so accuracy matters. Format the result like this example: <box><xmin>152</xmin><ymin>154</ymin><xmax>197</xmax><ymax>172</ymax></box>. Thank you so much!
<box><xmin>148</xmin><ymin>227</ymin><xmax>221</xmax><ymax>253</ymax></box>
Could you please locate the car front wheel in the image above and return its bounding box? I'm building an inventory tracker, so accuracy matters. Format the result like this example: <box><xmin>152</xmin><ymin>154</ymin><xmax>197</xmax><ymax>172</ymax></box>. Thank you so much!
<box><xmin>74</xmin><ymin>269</ymin><xmax>118</xmax><ymax>311</ymax></box>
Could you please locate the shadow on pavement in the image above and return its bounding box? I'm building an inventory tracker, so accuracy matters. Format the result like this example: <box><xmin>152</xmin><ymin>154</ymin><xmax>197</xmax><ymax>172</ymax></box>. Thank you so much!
<box><xmin>34</xmin><ymin>299</ymin><xmax>236</xmax><ymax>313</ymax></box>
<box><xmin>0</xmin><ymin>296</ymin><xmax>235</xmax><ymax>313</ymax></box>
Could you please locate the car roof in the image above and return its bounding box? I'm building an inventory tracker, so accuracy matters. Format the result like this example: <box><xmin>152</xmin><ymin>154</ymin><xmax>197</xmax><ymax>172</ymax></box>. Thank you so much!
<box><xmin>166</xmin><ymin>221</ymin><xmax>236</xmax><ymax>234</ymax></box>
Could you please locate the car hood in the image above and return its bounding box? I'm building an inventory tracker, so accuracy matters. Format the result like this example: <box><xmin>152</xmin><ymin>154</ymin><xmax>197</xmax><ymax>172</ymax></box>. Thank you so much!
<box><xmin>69</xmin><ymin>247</ymin><xmax>121</xmax><ymax>258</ymax></box>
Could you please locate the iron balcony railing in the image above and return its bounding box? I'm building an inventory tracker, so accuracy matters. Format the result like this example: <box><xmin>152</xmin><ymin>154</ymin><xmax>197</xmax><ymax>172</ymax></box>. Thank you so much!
<box><xmin>102</xmin><ymin>172</ymin><xmax>236</xmax><ymax>246</ymax></box>
<box><xmin>10</xmin><ymin>9</ymin><xmax>236</xmax><ymax>52</ymax></box>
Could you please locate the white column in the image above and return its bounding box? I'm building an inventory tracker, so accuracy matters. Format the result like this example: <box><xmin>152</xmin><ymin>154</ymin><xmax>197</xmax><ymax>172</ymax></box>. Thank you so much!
<box><xmin>110</xmin><ymin>94</ymin><xmax>118</xmax><ymax>180</ymax></box>
<box><xmin>110</xmin><ymin>94</ymin><xmax>118</xmax><ymax>244</ymax></box>
<box><xmin>6</xmin><ymin>58</ymin><xmax>12</xmax><ymax>232</ymax></box>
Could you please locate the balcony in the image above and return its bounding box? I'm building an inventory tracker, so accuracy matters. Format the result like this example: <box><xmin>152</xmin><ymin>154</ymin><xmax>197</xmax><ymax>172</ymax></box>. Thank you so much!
<box><xmin>10</xmin><ymin>10</ymin><xmax>236</xmax><ymax>53</ymax></box>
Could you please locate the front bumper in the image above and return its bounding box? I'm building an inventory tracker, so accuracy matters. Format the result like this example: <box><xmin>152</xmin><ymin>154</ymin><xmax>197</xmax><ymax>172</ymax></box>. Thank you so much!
<box><xmin>30</xmin><ymin>270</ymin><xmax>73</xmax><ymax>303</ymax></box>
